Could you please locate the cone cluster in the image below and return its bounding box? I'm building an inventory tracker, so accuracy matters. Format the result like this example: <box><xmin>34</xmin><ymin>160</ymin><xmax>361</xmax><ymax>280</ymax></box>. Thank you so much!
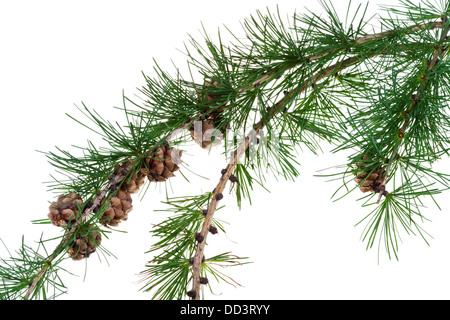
<box><xmin>48</xmin><ymin>193</ymin><xmax>84</xmax><ymax>227</ymax></box>
<box><xmin>47</xmin><ymin>142</ymin><xmax>182</xmax><ymax>260</ymax></box>
<box><xmin>99</xmin><ymin>161</ymin><xmax>141</xmax><ymax>227</ymax></box>
<box><xmin>354</xmin><ymin>155</ymin><xmax>386</xmax><ymax>193</ymax></box>
<box><xmin>48</xmin><ymin>193</ymin><xmax>102</xmax><ymax>261</ymax></box>
<box><xmin>67</xmin><ymin>225</ymin><xmax>102</xmax><ymax>261</ymax></box>
<box><xmin>100</xmin><ymin>144</ymin><xmax>182</xmax><ymax>226</ymax></box>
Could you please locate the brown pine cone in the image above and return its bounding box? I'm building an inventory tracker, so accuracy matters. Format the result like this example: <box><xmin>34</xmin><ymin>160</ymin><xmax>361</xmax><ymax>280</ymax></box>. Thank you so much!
<box><xmin>192</xmin><ymin>79</ymin><xmax>228</xmax><ymax>149</ymax></box>
<box><xmin>144</xmin><ymin>143</ymin><xmax>182</xmax><ymax>182</ymax></box>
<box><xmin>48</xmin><ymin>193</ymin><xmax>84</xmax><ymax>227</ymax></box>
<box><xmin>354</xmin><ymin>155</ymin><xmax>386</xmax><ymax>193</ymax></box>
<box><xmin>99</xmin><ymin>191</ymin><xmax>133</xmax><ymax>227</ymax></box>
<box><xmin>120</xmin><ymin>169</ymin><xmax>146</xmax><ymax>194</ymax></box>
<box><xmin>189</xmin><ymin>119</ymin><xmax>221</xmax><ymax>149</ymax></box>
<box><xmin>67</xmin><ymin>225</ymin><xmax>102</xmax><ymax>261</ymax></box>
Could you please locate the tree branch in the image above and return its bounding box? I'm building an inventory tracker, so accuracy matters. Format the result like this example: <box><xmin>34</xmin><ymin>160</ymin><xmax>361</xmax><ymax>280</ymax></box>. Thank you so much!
<box><xmin>376</xmin><ymin>17</ymin><xmax>449</xmax><ymax>204</ymax></box>
<box><xmin>24</xmin><ymin>164</ymin><xmax>133</xmax><ymax>300</ymax></box>
<box><xmin>24</xmin><ymin>16</ymin><xmax>446</xmax><ymax>301</ymax></box>
<box><xmin>189</xmin><ymin>55</ymin><xmax>365</xmax><ymax>300</ymax></box>
<box><xmin>239</xmin><ymin>21</ymin><xmax>443</xmax><ymax>93</ymax></box>
<box><xmin>189</xmin><ymin>17</ymin><xmax>446</xmax><ymax>300</ymax></box>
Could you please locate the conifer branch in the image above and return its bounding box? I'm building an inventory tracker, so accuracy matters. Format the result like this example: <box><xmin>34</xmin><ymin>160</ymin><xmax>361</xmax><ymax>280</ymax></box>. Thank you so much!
<box><xmin>24</xmin><ymin>163</ymin><xmax>133</xmax><ymax>299</ymax></box>
<box><xmin>24</xmin><ymin>259</ymin><xmax>52</xmax><ymax>300</ymax></box>
<box><xmin>189</xmin><ymin>50</ymin><xmax>389</xmax><ymax>300</ymax></box>
<box><xmin>238</xmin><ymin>20</ymin><xmax>443</xmax><ymax>93</ymax></box>
<box><xmin>355</xmin><ymin>20</ymin><xmax>443</xmax><ymax>45</ymax></box>
<box><xmin>4</xmin><ymin>1</ymin><xmax>450</xmax><ymax>301</ymax></box>
<box><xmin>377</xmin><ymin>16</ymin><xmax>450</xmax><ymax>204</ymax></box>
<box><xmin>188</xmin><ymin>16</ymin><xmax>448</xmax><ymax>299</ymax></box>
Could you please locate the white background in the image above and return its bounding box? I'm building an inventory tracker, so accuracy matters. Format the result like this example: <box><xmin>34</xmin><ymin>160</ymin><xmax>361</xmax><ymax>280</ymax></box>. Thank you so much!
<box><xmin>1</xmin><ymin>0</ymin><xmax>450</xmax><ymax>300</ymax></box>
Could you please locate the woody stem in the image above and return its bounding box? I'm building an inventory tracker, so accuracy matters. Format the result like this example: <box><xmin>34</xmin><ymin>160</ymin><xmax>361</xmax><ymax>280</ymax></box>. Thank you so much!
<box><xmin>239</xmin><ymin>21</ymin><xmax>443</xmax><ymax>92</ymax></box>
<box><xmin>24</xmin><ymin>165</ymin><xmax>133</xmax><ymax>300</ymax></box>
<box><xmin>189</xmin><ymin>54</ymin><xmax>368</xmax><ymax>300</ymax></box>
<box><xmin>376</xmin><ymin>18</ymin><xmax>449</xmax><ymax>204</ymax></box>
<box><xmin>190</xmin><ymin>18</ymin><xmax>446</xmax><ymax>299</ymax></box>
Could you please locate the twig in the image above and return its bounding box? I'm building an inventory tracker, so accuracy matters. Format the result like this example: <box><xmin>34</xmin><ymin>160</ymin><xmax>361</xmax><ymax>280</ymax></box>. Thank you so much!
<box><xmin>238</xmin><ymin>21</ymin><xmax>443</xmax><ymax>93</ymax></box>
<box><xmin>26</xmin><ymin>18</ymin><xmax>445</xmax><ymax>301</ymax></box>
<box><xmin>355</xmin><ymin>21</ymin><xmax>443</xmax><ymax>45</ymax></box>
<box><xmin>376</xmin><ymin>17</ymin><xmax>450</xmax><ymax>204</ymax></box>
<box><xmin>24</xmin><ymin>164</ymin><xmax>133</xmax><ymax>300</ymax></box>
<box><xmin>189</xmin><ymin>54</ymin><xmax>366</xmax><ymax>300</ymax></box>
<box><xmin>168</xmin><ymin>21</ymin><xmax>444</xmax><ymax>146</ymax></box>
<box><xmin>189</xmin><ymin>18</ymin><xmax>447</xmax><ymax>300</ymax></box>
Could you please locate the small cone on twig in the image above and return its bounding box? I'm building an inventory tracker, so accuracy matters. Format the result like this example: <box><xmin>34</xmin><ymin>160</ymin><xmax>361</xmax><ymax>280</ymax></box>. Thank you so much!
<box><xmin>48</xmin><ymin>193</ymin><xmax>84</xmax><ymax>227</ymax></box>
<box><xmin>100</xmin><ymin>142</ymin><xmax>180</xmax><ymax>226</ymax></box>
<box><xmin>353</xmin><ymin>155</ymin><xmax>386</xmax><ymax>193</ymax></box>
<box><xmin>99</xmin><ymin>161</ymin><xmax>147</xmax><ymax>227</ymax></box>
<box><xmin>190</xmin><ymin>79</ymin><xmax>228</xmax><ymax>149</ymax></box>
<box><xmin>67</xmin><ymin>225</ymin><xmax>102</xmax><ymax>261</ymax></box>
<box><xmin>143</xmin><ymin>142</ymin><xmax>182</xmax><ymax>182</ymax></box>
<box><xmin>113</xmin><ymin>161</ymin><xmax>146</xmax><ymax>194</ymax></box>
<box><xmin>100</xmin><ymin>190</ymin><xmax>133</xmax><ymax>227</ymax></box>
